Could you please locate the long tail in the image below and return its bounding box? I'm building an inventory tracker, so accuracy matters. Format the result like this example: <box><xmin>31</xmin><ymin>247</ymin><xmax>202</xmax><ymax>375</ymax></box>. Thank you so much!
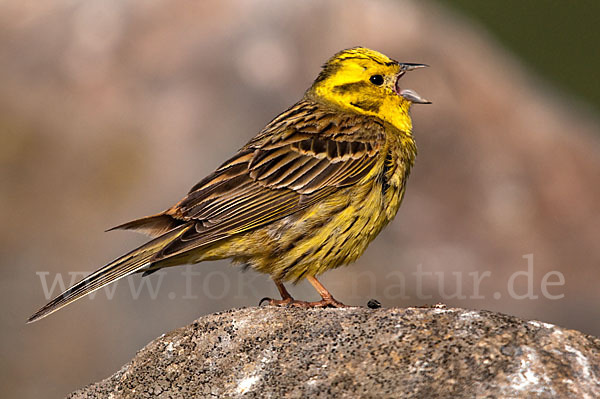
<box><xmin>28</xmin><ymin>224</ymin><xmax>191</xmax><ymax>323</ymax></box>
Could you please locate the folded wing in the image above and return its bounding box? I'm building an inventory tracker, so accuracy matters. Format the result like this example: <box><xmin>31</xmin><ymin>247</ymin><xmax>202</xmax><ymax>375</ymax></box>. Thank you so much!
<box><xmin>158</xmin><ymin>100</ymin><xmax>386</xmax><ymax>257</ymax></box>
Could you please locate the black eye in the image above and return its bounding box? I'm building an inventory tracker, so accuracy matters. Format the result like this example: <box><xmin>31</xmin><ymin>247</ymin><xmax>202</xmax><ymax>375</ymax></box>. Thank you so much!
<box><xmin>369</xmin><ymin>75</ymin><xmax>384</xmax><ymax>86</ymax></box>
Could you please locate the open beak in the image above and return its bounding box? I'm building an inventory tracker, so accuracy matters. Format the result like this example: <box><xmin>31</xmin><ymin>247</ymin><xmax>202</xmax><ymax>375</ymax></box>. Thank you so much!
<box><xmin>399</xmin><ymin>89</ymin><xmax>431</xmax><ymax>104</ymax></box>
<box><xmin>396</xmin><ymin>63</ymin><xmax>431</xmax><ymax>104</ymax></box>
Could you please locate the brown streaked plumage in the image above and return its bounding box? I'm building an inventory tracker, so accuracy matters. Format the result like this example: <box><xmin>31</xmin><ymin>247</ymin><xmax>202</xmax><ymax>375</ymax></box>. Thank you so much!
<box><xmin>28</xmin><ymin>47</ymin><xmax>429</xmax><ymax>322</ymax></box>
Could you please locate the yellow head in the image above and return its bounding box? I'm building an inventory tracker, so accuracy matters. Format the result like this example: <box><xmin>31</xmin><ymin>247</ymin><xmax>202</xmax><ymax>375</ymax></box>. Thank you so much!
<box><xmin>306</xmin><ymin>47</ymin><xmax>429</xmax><ymax>132</ymax></box>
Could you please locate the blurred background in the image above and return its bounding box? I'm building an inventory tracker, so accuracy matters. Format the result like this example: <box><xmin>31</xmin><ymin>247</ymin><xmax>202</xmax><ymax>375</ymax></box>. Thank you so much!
<box><xmin>1</xmin><ymin>0</ymin><xmax>599</xmax><ymax>397</ymax></box>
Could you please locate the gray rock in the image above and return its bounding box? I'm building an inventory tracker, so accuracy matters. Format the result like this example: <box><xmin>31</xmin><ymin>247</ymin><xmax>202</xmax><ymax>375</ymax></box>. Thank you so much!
<box><xmin>68</xmin><ymin>307</ymin><xmax>600</xmax><ymax>398</ymax></box>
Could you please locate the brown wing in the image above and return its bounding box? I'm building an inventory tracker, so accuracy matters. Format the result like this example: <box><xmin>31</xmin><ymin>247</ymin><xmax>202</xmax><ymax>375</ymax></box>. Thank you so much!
<box><xmin>124</xmin><ymin>100</ymin><xmax>386</xmax><ymax>258</ymax></box>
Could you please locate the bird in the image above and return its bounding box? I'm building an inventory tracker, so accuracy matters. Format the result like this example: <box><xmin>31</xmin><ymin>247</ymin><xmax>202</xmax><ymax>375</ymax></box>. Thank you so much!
<box><xmin>28</xmin><ymin>47</ymin><xmax>429</xmax><ymax>323</ymax></box>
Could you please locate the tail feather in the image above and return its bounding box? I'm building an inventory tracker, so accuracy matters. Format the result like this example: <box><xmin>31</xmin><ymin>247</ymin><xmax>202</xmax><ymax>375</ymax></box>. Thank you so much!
<box><xmin>28</xmin><ymin>224</ymin><xmax>191</xmax><ymax>323</ymax></box>
<box><xmin>106</xmin><ymin>213</ymin><xmax>182</xmax><ymax>238</ymax></box>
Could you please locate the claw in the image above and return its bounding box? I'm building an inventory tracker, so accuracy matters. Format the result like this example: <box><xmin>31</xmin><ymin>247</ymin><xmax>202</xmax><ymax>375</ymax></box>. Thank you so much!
<box><xmin>259</xmin><ymin>297</ymin><xmax>272</xmax><ymax>306</ymax></box>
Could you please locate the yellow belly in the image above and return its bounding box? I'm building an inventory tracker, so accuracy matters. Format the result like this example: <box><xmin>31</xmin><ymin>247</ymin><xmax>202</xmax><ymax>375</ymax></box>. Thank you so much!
<box><xmin>181</xmin><ymin>172</ymin><xmax>403</xmax><ymax>282</ymax></box>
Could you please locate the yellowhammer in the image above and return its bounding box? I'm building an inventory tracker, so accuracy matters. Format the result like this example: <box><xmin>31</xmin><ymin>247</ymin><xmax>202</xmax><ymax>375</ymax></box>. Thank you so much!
<box><xmin>29</xmin><ymin>47</ymin><xmax>429</xmax><ymax>322</ymax></box>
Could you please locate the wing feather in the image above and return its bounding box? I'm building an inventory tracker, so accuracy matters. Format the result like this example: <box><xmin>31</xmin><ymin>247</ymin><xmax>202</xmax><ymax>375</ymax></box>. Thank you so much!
<box><xmin>157</xmin><ymin>100</ymin><xmax>385</xmax><ymax>257</ymax></box>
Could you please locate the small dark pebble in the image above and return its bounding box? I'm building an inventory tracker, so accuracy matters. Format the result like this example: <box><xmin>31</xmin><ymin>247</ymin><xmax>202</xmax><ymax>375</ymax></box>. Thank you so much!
<box><xmin>367</xmin><ymin>299</ymin><xmax>381</xmax><ymax>309</ymax></box>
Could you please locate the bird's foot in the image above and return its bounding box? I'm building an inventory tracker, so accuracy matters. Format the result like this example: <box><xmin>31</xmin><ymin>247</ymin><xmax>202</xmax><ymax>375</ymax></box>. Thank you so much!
<box><xmin>259</xmin><ymin>296</ymin><xmax>348</xmax><ymax>308</ymax></box>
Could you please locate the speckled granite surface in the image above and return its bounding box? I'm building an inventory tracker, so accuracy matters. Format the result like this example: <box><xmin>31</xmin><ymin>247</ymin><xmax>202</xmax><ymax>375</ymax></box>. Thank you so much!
<box><xmin>69</xmin><ymin>307</ymin><xmax>600</xmax><ymax>398</ymax></box>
